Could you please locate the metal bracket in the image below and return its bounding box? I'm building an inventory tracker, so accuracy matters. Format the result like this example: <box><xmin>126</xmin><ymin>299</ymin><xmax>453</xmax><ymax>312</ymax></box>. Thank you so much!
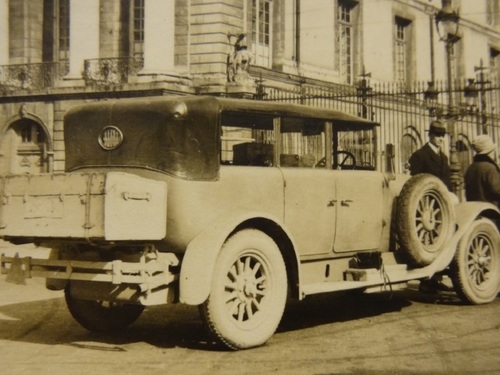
<box><xmin>5</xmin><ymin>253</ymin><xmax>28</xmax><ymax>285</ymax></box>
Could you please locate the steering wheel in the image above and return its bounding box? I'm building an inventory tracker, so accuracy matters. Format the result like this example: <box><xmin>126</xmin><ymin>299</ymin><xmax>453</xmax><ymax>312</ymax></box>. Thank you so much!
<box><xmin>335</xmin><ymin>151</ymin><xmax>356</xmax><ymax>169</ymax></box>
<box><xmin>315</xmin><ymin>151</ymin><xmax>357</xmax><ymax>169</ymax></box>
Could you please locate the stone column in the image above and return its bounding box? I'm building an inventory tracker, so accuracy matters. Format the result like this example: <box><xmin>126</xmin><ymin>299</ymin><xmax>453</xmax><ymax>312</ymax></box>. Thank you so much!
<box><xmin>66</xmin><ymin>0</ymin><xmax>100</xmax><ymax>79</ymax></box>
<box><xmin>139</xmin><ymin>0</ymin><xmax>175</xmax><ymax>75</ymax></box>
<box><xmin>0</xmin><ymin>0</ymin><xmax>9</xmax><ymax>65</ymax></box>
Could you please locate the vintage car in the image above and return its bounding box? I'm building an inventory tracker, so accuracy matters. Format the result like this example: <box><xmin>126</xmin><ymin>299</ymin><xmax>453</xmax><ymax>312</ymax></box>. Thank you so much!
<box><xmin>1</xmin><ymin>95</ymin><xmax>499</xmax><ymax>350</ymax></box>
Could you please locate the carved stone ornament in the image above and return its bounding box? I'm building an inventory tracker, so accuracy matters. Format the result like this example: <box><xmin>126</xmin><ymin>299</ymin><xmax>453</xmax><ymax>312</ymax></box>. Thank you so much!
<box><xmin>19</xmin><ymin>103</ymin><xmax>28</xmax><ymax>118</ymax></box>
<box><xmin>227</xmin><ymin>33</ymin><xmax>255</xmax><ymax>86</ymax></box>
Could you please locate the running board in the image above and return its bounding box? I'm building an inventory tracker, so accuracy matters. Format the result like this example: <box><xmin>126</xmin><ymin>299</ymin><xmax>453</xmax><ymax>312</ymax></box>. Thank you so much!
<box><xmin>301</xmin><ymin>264</ymin><xmax>430</xmax><ymax>297</ymax></box>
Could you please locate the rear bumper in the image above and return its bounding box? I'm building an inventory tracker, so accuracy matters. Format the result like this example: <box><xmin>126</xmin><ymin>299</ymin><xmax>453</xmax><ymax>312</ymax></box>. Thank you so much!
<box><xmin>1</xmin><ymin>250</ymin><xmax>179</xmax><ymax>305</ymax></box>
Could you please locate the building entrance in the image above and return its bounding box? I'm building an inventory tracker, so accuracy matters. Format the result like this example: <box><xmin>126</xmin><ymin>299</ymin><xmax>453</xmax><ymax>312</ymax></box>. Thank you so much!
<box><xmin>1</xmin><ymin>119</ymin><xmax>48</xmax><ymax>174</ymax></box>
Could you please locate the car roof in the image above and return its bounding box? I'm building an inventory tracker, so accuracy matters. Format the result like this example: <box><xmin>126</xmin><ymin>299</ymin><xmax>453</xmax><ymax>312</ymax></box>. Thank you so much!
<box><xmin>66</xmin><ymin>95</ymin><xmax>379</xmax><ymax>129</ymax></box>
<box><xmin>212</xmin><ymin>96</ymin><xmax>379</xmax><ymax>127</ymax></box>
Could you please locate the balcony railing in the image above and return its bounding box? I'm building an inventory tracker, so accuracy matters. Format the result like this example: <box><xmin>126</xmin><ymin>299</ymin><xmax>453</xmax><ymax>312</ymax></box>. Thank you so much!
<box><xmin>0</xmin><ymin>61</ymin><xmax>69</xmax><ymax>91</ymax></box>
<box><xmin>83</xmin><ymin>57</ymin><xmax>144</xmax><ymax>85</ymax></box>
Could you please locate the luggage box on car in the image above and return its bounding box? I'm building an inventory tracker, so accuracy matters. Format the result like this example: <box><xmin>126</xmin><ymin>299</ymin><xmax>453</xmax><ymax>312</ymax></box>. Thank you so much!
<box><xmin>0</xmin><ymin>172</ymin><xmax>167</xmax><ymax>241</ymax></box>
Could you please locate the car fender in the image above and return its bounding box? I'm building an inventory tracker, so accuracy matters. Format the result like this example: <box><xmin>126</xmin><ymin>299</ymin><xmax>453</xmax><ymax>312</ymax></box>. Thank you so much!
<box><xmin>179</xmin><ymin>209</ymin><xmax>300</xmax><ymax>305</ymax></box>
<box><xmin>423</xmin><ymin>201</ymin><xmax>500</xmax><ymax>275</ymax></box>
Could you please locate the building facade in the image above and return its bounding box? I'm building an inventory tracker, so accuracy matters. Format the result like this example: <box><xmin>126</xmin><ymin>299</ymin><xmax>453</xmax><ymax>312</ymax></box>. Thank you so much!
<box><xmin>1</xmin><ymin>0</ymin><xmax>500</xmax><ymax>175</ymax></box>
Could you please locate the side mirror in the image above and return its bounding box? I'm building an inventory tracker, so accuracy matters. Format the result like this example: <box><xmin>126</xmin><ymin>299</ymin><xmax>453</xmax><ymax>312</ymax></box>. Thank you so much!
<box><xmin>385</xmin><ymin>143</ymin><xmax>396</xmax><ymax>180</ymax></box>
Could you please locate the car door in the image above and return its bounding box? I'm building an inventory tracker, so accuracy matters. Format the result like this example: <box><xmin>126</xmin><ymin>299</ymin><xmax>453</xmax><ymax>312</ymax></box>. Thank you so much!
<box><xmin>333</xmin><ymin>171</ymin><xmax>385</xmax><ymax>253</ymax></box>
<box><xmin>282</xmin><ymin>168</ymin><xmax>337</xmax><ymax>256</ymax></box>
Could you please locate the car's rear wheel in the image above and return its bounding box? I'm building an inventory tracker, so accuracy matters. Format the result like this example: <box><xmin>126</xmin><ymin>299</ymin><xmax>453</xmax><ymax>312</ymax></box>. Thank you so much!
<box><xmin>396</xmin><ymin>174</ymin><xmax>455</xmax><ymax>266</ymax></box>
<box><xmin>450</xmin><ymin>218</ymin><xmax>500</xmax><ymax>304</ymax></box>
<box><xmin>65</xmin><ymin>285</ymin><xmax>144</xmax><ymax>332</ymax></box>
<box><xmin>199</xmin><ymin>229</ymin><xmax>287</xmax><ymax>350</ymax></box>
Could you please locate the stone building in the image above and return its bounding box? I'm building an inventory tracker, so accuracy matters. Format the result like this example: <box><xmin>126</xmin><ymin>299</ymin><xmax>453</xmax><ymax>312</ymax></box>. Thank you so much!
<box><xmin>1</xmin><ymin>0</ymin><xmax>499</xmax><ymax>174</ymax></box>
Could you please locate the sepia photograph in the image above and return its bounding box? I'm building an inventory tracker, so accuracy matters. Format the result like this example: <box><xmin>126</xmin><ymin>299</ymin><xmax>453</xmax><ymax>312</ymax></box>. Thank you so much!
<box><xmin>0</xmin><ymin>0</ymin><xmax>499</xmax><ymax>374</ymax></box>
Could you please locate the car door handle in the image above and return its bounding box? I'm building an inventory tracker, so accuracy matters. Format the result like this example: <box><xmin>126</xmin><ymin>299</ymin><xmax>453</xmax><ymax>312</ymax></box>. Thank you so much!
<box><xmin>341</xmin><ymin>199</ymin><xmax>353</xmax><ymax>207</ymax></box>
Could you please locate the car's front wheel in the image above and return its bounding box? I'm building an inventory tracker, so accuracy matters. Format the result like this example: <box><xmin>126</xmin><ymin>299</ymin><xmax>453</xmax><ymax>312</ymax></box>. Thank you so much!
<box><xmin>450</xmin><ymin>218</ymin><xmax>500</xmax><ymax>305</ymax></box>
<box><xmin>199</xmin><ymin>229</ymin><xmax>288</xmax><ymax>350</ymax></box>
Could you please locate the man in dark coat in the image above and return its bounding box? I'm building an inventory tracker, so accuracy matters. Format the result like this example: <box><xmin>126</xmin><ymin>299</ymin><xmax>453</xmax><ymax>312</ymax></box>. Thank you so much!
<box><xmin>408</xmin><ymin>120</ymin><xmax>452</xmax><ymax>191</ymax></box>
<box><xmin>408</xmin><ymin>120</ymin><xmax>452</xmax><ymax>293</ymax></box>
<box><xmin>465</xmin><ymin>134</ymin><xmax>500</xmax><ymax>207</ymax></box>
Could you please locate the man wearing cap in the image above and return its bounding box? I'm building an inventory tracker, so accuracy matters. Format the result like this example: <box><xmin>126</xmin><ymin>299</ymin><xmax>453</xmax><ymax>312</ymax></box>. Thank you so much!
<box><xmin>408</xmin><ymin>120</ymin><xmax>452</xmax><ymax>191</ymax></box>
<box><xmin>465</xmin><ymin>134</ymin><xmax>500</xmax><ymax>207</ymax></box>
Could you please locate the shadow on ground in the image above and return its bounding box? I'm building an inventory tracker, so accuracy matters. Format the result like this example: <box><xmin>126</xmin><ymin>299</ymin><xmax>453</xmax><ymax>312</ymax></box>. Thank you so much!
<box><xmin>0</xmin><ymin>286</ymin><xmax>465</xmax><ymax>352</ymax></box>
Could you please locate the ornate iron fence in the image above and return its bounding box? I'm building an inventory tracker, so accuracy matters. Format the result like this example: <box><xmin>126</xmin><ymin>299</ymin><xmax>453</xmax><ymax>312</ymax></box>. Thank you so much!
<box><xmin>83</xmin><ymin>57</ymin><xmax>144</xmax><ymax>86</ymax></box>
<box><xmin>257</xmin><ymin>78</ymin><xmax>500</xmax><ymax>174</ymax></box>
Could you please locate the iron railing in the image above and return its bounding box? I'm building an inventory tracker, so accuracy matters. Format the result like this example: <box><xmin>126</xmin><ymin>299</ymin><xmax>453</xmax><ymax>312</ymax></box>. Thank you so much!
<box><xmin>0</xmin><ymin>61</ymin><xmax>69</xmax><ymax>91</ymax></box>
<box><xmin>257</xmin><ymin>78</ymin><xmax>500</xmax><ymax>175</ymax></box>
<box><xmin>83</xmin><ymin>57</ymin><xmax>144</xmax><ymax>86</ymax></box>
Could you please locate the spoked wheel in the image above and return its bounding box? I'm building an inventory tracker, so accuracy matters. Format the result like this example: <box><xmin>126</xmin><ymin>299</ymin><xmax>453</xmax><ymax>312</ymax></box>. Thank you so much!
<box><xmin>450</xmin><ymin>218</ymin><xmax>500</xmax><ymax>305</ymax></box>
<box><xmin>396</xmin><ymin>174</ymin><xmax>455</xmax><ymax>266</ymax></box>
<box><xmin>65</xmin><ymin>285</ymin><xmax>145</xmax><ymax>332</ymax></box>
<box><xmin>199</xmin><ymin>229</ymin><xmax>287</xmax><ymax>350</ymax></box>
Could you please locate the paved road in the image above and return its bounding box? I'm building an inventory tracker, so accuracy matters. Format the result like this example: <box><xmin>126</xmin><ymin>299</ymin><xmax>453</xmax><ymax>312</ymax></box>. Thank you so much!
<box><xmin>1</xmin><ymin>273</ymin><xmax>499</xmax><ymax>375</ymax></box>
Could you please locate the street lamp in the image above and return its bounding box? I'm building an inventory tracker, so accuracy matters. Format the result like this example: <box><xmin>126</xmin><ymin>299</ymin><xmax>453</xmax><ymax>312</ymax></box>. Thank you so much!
<box><xmin>424</xmin><ymin>81</ymin><xmax>440</xmax><ymax>117</ymax></box>
<box><xmin>435</xmin><ymin>0</ymin><xmax>462</xmax><ymax>196</ymax></box>
<box><xmin>463</xmin><ymin>78</ymin><xmax>478</xmax><ymax>107</ymax></box>
<box><xmin>357</xmin><ymin>66</ymin><xmax>372</xmax><ymax>119</ymax></box>
<box><xmin>463</xmin><ymin>77</ymin><xmax>478</xmax><ymax>110</ymax></box>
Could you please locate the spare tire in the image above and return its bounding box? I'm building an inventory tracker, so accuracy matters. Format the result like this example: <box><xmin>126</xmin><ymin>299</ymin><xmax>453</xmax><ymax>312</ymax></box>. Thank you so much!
<box><xmin>395</xmin><ymin>173</ymin><xmax>455</xmax><ymax>266</ymax></box>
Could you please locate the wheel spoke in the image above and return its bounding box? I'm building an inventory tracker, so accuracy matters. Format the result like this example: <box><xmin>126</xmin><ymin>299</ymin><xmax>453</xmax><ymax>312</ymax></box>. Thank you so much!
<box><xmin>228</xmin><ymin>298</ymin><xmax>240</xmax><ymax>316</ymax></box>
<box><xmin>237</xmin><ymin>302</ymin><xmax>245</xmax><ymax>322</ymax></box>
<box><xmin>236</xmin><ymin>258</ymin><xmax>244</xmax><ymax>275</ymax></box>
<box><xmin>245</xmin><ymin>301</ymin><xmax>254</xmax><ymax>319</ymax></box>
<box><xmin>252</xmin><ymin>296</ymin><xmax>262</xmax><ymax>310</ymax></box>
<box><xmin>424</xmin><ymin>195</ymin><xmax>432</xmax><ymax>210</ymax></box>
<box><xmin>474</xmin><ymin>238</ymin><xmax>483</xmax><ymax>255</ymax></box>
<box><xmin>255</xmin><ymin>274</ymin><xmax>267</xmax><ymax>285</ymax></box>
<box><xmin>251</xmin><ymin>260</ymin><xmax>262</xmax><ymax>277</ymax></box>
<box><xmin>429</xmin><ymin>229</ymin><xmax>437</xmax><ymax>242</ymax></box>
<box><xmin>224</xmin><ymin>290</ymin><xmax>238</xmax><ymax>303</ymax></box>
<box><xmin>224</xmin><ymin>276</ymin><xmax>238</xmax><ymax>289</ymax></box>
<box><xmin>484</xmin><ymin>255</ymin><xmax>492</xmax><ymax>265</ymax></box>
<box><xmin>254</xmin><ymin>289</ymin><xmax>266</xmax><ymax>297</ymax></box>
<box><xmin>466</xmin><ymin>258</ymin><xmax>475</xmax><ymax>268</ymax></box>
<box><xmin>468</xmin><ymin>268</ymin><xmax>476</xmax><ymax>284</ymax></box>
<box><xmin>417</xmin><ymin>200</ymin><xmax>424</xmax><ymax>215</ymax></box>
<box><xmin>244</xmin><ymin>256</ymin><xmax>252</xmax><ymax>273</ymax></box>
<box><xmin>420</xmin><ymin>231</ymin><xmax>427</xmax><ymax>245</ymax></box>
<box><xmin>476</xmin><ymin>270</ymin><xmax>485</xmax><ymax>285</ymax></box>
<box><xmin>228</xmin><ymin>264</ymin><xmax>238</xmax><ymax>281</ymax></box>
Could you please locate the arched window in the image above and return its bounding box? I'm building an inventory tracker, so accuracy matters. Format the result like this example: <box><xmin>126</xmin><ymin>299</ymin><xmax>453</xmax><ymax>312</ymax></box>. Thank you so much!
<box><xmin>401</xmin><ymin>127</ymin><xmax>421</xmax><ymax>173</ymax></box>
<box><xmin>4</xmin><ymin>119</ymin><xmax>48</xmax><ymax>174</ymax></box>
<box><xmin>17</xmin><ymin>120</ymin><xmax>45</xmax><ymax>151</ymax></box>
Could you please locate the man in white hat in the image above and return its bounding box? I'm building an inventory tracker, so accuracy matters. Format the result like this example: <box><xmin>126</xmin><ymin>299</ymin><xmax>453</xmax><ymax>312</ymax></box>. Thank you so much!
<box><xmin>465</xmin><ymin>134</ymin><xmax>500</xmax><ymax>207</ymax></box>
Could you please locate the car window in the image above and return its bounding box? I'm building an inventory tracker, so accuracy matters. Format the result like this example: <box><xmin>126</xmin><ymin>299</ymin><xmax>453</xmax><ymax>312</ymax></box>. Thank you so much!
<box><xmin>335</xmin><ymin>128</ymin><xmax>376</xmax><ymax>170</ymax></box>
